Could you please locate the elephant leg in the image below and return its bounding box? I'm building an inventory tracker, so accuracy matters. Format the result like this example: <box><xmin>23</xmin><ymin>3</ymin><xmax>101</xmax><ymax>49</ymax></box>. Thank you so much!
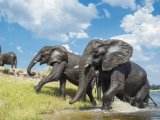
<box><xmin>59</xmin><ymin>76</ymin><xmax>66</xmax><ymax>100</ymax></box>
<box><xmin>14</xmin><ymin>58</ymin><xmax>17</xmax><ymax>68</ymax></box>
<box><xmin>81</xmin><ymin>92</ymin><xmax>86</xmax><ymax>103</ymax></box>
<box><xmin>34</xmin><ymin>61</ymin><xmax>66</xmax><ymax>93</ymax></box>
<box><xmin>86</xmin><ymin>82</ymin><xmax>97</xmax><ymax>106</ymax></box>
<box><xmin>91</xmin><ymin>77</ymin><xmax>101</xmax><ymax>101</ymax></box>
<box><xmin>101</xmin><ymin>78</ymin><xmax>111</xmax><ymax>110</ymax></box>
<box><xmin>143</xmin><ymin>94</ymin><xmax>149</xmax><ymax>107</ymax></box>
<box><xmin>134</xmin><ymin>81</ymin><xmax>150</xmax><ymax>108</ymax></box>
<box><xmin>102</xmin><ymin>84</ymin><xmax>119</xmax><ymax>110</ymax></box>
<box><xmin>14</xmin><ymin>62</ymin><xmax>17</xmax><ymax>68</ymax></box>
<box><xmin>97</xmin><ymin>79</ymin><xmax>101</xmax><ymax>101</ymax></box>
<box><xmin>102</xmin><ymin>71</ymin><xmax>125</xmax><ymax>110</ymax></box>
<box><xmin>11</xmin><ymin>64</ymin><xmax>14</xmax><ymax>68</ymax></box>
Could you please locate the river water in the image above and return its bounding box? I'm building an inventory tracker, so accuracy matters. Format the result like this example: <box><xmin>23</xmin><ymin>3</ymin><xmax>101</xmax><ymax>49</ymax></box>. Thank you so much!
<box><xmin>43</xmin><ymin>92</ymin><xmax>160</xmax><ymax>120</ymax></box>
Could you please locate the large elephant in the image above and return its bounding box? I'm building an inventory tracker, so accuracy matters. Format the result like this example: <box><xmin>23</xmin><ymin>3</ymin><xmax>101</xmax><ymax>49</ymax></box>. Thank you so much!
<box><xmin>0</xmin><ymin>52</ymin><xmax>17</xmax><ymax>68</ymax></box>
<box><xmin>27</xmin><ymin>46</ymin><xmax>97</xmax><ymax>106</ymax></box>
<box><xmin>70</xmin><ymin>39</ymin><xmax>155</xmax><ymax>110</ymax></box>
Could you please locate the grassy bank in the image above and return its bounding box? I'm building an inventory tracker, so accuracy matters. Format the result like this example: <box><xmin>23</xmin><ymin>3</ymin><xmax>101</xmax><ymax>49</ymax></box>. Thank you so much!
<box><xmin>150</xmin><ymin>89</ymin><xmax>160</xmax><ymax>92</ymax></box>
<box><xmin>0</xmin><ymin>74</ymin><xmax>96</xmax><ymax>120</ymax></box>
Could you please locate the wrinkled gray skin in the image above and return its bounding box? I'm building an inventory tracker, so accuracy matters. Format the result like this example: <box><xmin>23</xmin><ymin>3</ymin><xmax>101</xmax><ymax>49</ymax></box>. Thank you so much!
<box><xmin>70</xmin><ymin>39</ymin><xmax>152</xmax><ymax>110</ymax></box>
<box><xmin>27</xmin><ymin>46</ymin><xmax>97</xmax><ymax>106</ymax></box>
<box><xmin>0</xmin><ymin>52</ymin><xmax>17</xmax><ymax>68</ymax></box>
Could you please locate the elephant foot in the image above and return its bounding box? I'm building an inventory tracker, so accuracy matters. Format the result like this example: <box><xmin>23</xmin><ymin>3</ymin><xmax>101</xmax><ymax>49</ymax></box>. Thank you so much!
<box><xmin>91</xmin><ymin>100</ymin><xmax>97</xmax><ymax>106</ymax></box>
<box><xmin>34</xmin><ymin>86</ymin><xmax>41</xmax><ymax>94</ymax></box>
<box><xmin>81</xmin><ymin>99</ymin><xmax>86</xmax><ymax>103</ymax></box>
<box><xmin>101</xmin><ymin>102</ymin><xmax>112</xmax><ymax>110</ymax></box>
<box><xmin>80</xmin><ymin>97</ymin><xmax>86</xmax><ymax>103</ymax></box>
<box><xmin>97</xmin><ymin>98</ymin><xmax>102</xmax><ymax>102</ymax></box>
<box><xmin>59</xmin><ymin>92</ymin><xmax>66</xmax><ymax>100</ymax></box>
<box><xmin>136</xmin><ymin>102</ymin><xmax>144</xmax><ymax>109</ymax></box>
<box><xmin>60</xmin><ymin>95</ymin><xmax>66</xmax><ymax>101</ymax></box>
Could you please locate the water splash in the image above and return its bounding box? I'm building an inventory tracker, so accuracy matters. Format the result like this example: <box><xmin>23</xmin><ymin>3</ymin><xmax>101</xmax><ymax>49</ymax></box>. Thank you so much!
<box><xmin>84</xmin><ymin>99</ymin><xmax>140</xmax><ymax>113</ymax></box>
<box><xmin>43</xmin><ymin>92</ymin><xmax>160</xmax><ymax>120</ymax></box>
<box><xmin>111</xmin><ymin>99</ymin><xmax>140</xmax><ymax>113</ymax></box>
<box><xmin>84</xmin><ymin>99</ymin><xmax>159</xmax><ymax>114</ymax></box>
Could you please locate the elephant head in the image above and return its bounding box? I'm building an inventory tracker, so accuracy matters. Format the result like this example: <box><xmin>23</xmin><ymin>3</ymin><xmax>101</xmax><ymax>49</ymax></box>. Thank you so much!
<box><xmin>69</xmin><ymin>39</ymin><xmax>133</xmax><ymax>104</ymax></box>
<box><xmin>27</xmin><ymin>46</ymin><xmax>68</xmax><ymax>76</ymax></box>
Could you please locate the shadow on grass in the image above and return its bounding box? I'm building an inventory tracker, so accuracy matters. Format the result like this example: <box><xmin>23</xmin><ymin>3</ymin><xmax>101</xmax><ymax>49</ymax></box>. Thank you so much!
<box><xmin>39</xmin><ymin>86</ymin><xmax>77</xmax><ymax>98</ymax></box>
<box><xmin>33</xmin><ymin>86</ymin><xmax>99</xmax><ymax>108</ymax></box>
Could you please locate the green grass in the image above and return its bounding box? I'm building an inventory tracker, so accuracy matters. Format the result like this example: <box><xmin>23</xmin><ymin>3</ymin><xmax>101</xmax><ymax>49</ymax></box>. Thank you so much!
<box><xmin>150</xmin><ymin>89</ymin><xmax>160</xmax><ymax>92</ymax></box>
<box><xmin>0</xmin><ymin>74</ymin><xmax>97</xmax><ymax>120</ymax></box>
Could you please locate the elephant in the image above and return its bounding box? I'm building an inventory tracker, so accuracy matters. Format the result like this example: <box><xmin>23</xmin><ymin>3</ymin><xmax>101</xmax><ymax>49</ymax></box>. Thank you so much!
<box><xmin>0</xmin><ymin>52</ymin><xmax>17</xmax><ymax>68</ymax></box>
<box><xmin>70</xmin><ymin>39</ymin><xmax>157</xmax><ymax>110</ymax></box>
<box><xmin>27</xmin><ymin>46</ymin><xmax>97</xmax><ymax>106</ymax></box>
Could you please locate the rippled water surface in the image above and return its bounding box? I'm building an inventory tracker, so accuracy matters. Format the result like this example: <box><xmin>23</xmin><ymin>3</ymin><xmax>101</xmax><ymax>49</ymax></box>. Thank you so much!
<box><xmin>43</xmin><ymin>92</ymin><xmax>160</xmax><ymax>120</ymax></box>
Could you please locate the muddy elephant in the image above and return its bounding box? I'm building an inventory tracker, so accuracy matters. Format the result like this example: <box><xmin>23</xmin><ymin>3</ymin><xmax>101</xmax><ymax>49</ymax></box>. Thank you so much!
<box><xmin>70</xmin><ymin>39</ymin><xmax>157</xmax><ymax>109</ymax></box>
<box><xmin>27</xmin><ymin>46</ymin><xmax>97</xmax><ymax>106</ymax></box>
<box><xmin>0</xmin><ymin>52</ymin><xmax>17</xmax><ymax>68</ymax></box>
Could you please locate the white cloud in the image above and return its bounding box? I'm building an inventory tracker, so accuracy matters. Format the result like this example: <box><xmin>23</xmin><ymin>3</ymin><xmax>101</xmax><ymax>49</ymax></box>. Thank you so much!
<box><xmin>146</xmin><ymin>64</ymin><xmax>160</xmax><ymax>73</ymax></box>
<box><xmin>62</xmin><ymin>44</ymin><xmax>72</xmax><ymax>53</ymax></box>
<box><xmin>103</xmin><ymin>9</ymin><xmax>111</xmax><ymax>18</ymax></box>
<box><xmin>102</xmin><ymin>0</ymin><xmax>136</xmax><ymax>10</ymax></box>
<box><xmin>62</xmin><ymin>44</ymin><xmax>79</xmax><ymax>55</ymax></box>
<box><xmin>145</xmin><ymin>63</ymin><xmax>160</xmax><ymax>84</ymax></box>
<box><xmin>120</xmin><ymin>0</ymin><xmax>160</xmax><ymax>48</ymax></box>
<box><xmin>0</xmin><ymin>0</ymin><xmax>97</xmax><ymax>42</ymax></box>
<box><xmin>69</xmin><ymin>30</ymin><xmax>88</xmax><ymax>39</ymax></box>
<box><xmin>74</xmin><ymin>52</ymin><xmax>79</xmax><ymax>55</ymax></box>
<box><xmin>16</xmin><ymin>46</ymin><xmax>23</xmax><ymax>53</ymax></box>
<box><xmin>111</xmin><ymin>0</ymin><xmax>160</xmax><ymax>61</ymax></box>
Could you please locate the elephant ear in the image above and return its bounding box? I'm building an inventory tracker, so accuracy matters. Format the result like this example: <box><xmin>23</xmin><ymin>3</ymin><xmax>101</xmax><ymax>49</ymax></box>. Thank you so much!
<box><xmin>102</xmin><ymin>40</ymin><xmax>133</xmax><ymax>71</ymax></box>
<box><xmin>48</xmin><ymin>46</ymin><xmax>68</xmax><ymax>66</ymax></box>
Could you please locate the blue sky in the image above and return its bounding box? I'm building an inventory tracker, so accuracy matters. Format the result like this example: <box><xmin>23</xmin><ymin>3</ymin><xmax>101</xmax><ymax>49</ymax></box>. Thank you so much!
<box><xmin>0</xmin><ymin>0</ymin><xmax>160</xmax><ymax>85</ymax></box>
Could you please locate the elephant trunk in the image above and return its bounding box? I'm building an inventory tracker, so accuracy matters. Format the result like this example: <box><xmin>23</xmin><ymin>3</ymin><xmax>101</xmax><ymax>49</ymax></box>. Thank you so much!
<box><xmin>27</xmin><ymin>53</ymin><xmax>41</xmax><ymax>76</ymax></box>
<box><xmin>69</xmin><ymin>69</ymin><xmax>87</xmax><ymax>104</ymax></box>
<box><xmin>70</xmin><ymin>40</ymin><xmax>102</xmax><ymax>104</ymax></box>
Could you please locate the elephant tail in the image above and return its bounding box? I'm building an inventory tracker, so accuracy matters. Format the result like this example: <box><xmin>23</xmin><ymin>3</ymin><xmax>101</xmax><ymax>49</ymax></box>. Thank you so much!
<box><xmin>149</xmin><ymin>95</ymin><xmax>157</xmax><ymax>107</ymax></box>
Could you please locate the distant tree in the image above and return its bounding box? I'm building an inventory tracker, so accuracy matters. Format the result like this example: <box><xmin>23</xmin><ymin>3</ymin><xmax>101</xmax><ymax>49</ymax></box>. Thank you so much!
<box><xmin>150</xmin><ymin>84</ymin><xmax>160</xmax><ymax>90</ymax></box>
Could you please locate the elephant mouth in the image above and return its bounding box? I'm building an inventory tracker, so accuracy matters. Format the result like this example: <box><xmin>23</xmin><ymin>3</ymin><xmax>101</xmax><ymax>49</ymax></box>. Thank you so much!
<box><xmin>40</xmin><ymin>61</ymin><xmax>45</xmax><ymax>65</ymax></box>
<box><xmin>39</xmin><ymin>57</ymin><xmax>48</xmax><ymax>65</ymax></box>
<box><xmin>92</xmin><ymin>59</ymin><xmax>102</xmax><ymax>67</ymax></box>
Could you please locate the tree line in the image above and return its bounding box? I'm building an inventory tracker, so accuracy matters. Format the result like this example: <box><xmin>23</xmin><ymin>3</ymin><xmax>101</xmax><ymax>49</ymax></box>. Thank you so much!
<box><xmin>150</xmin><ymin>84</ymin><xmax>160</xmax><ymax>90</ymax></box>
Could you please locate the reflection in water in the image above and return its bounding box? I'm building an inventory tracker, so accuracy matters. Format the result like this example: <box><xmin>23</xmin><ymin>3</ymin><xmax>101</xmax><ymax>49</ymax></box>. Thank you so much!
<box><xmin>43</xmin><ymin>92</ymin><xmax>160</xmax><ymax>120</ymax></box>
<box><xmin>43</xmin><ymin>110</ymin><xmax>160</xmax><ymax>120</ymax></box>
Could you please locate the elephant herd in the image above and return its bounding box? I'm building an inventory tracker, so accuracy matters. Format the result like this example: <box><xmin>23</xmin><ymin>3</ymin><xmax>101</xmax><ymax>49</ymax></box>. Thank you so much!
<box><xmin>0</xmin><ymin>39</ymin><xmax>157</xmax><ymax>110</ymax></box>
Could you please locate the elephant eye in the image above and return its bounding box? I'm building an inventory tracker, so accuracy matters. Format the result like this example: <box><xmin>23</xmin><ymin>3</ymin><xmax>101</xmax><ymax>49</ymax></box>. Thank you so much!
<box><xmin>93</xmin><ymin>48</ymin><xmax>98</xmax><ymax>53</ymax></box>
<box><xmin>93</xmin><ymin>53</ymin><xmax>99</xmax><ymax>58</ymax></box>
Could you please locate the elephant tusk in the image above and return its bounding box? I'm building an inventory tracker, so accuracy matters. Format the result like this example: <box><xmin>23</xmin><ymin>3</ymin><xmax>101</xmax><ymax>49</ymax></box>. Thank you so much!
<box><xmin>34</xmin><ymin>61</ymin><xmax>37</xmax><ymax>63</ymax></box>
<box><xmin>84</xmin><ymin>63</ymin><xmax>90</xmax><ymax>68</ymax></box>
<box><xmin>74</xmin><ymin>65</ymin><xmax>79</xmax><ymax>68</ymax></box>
